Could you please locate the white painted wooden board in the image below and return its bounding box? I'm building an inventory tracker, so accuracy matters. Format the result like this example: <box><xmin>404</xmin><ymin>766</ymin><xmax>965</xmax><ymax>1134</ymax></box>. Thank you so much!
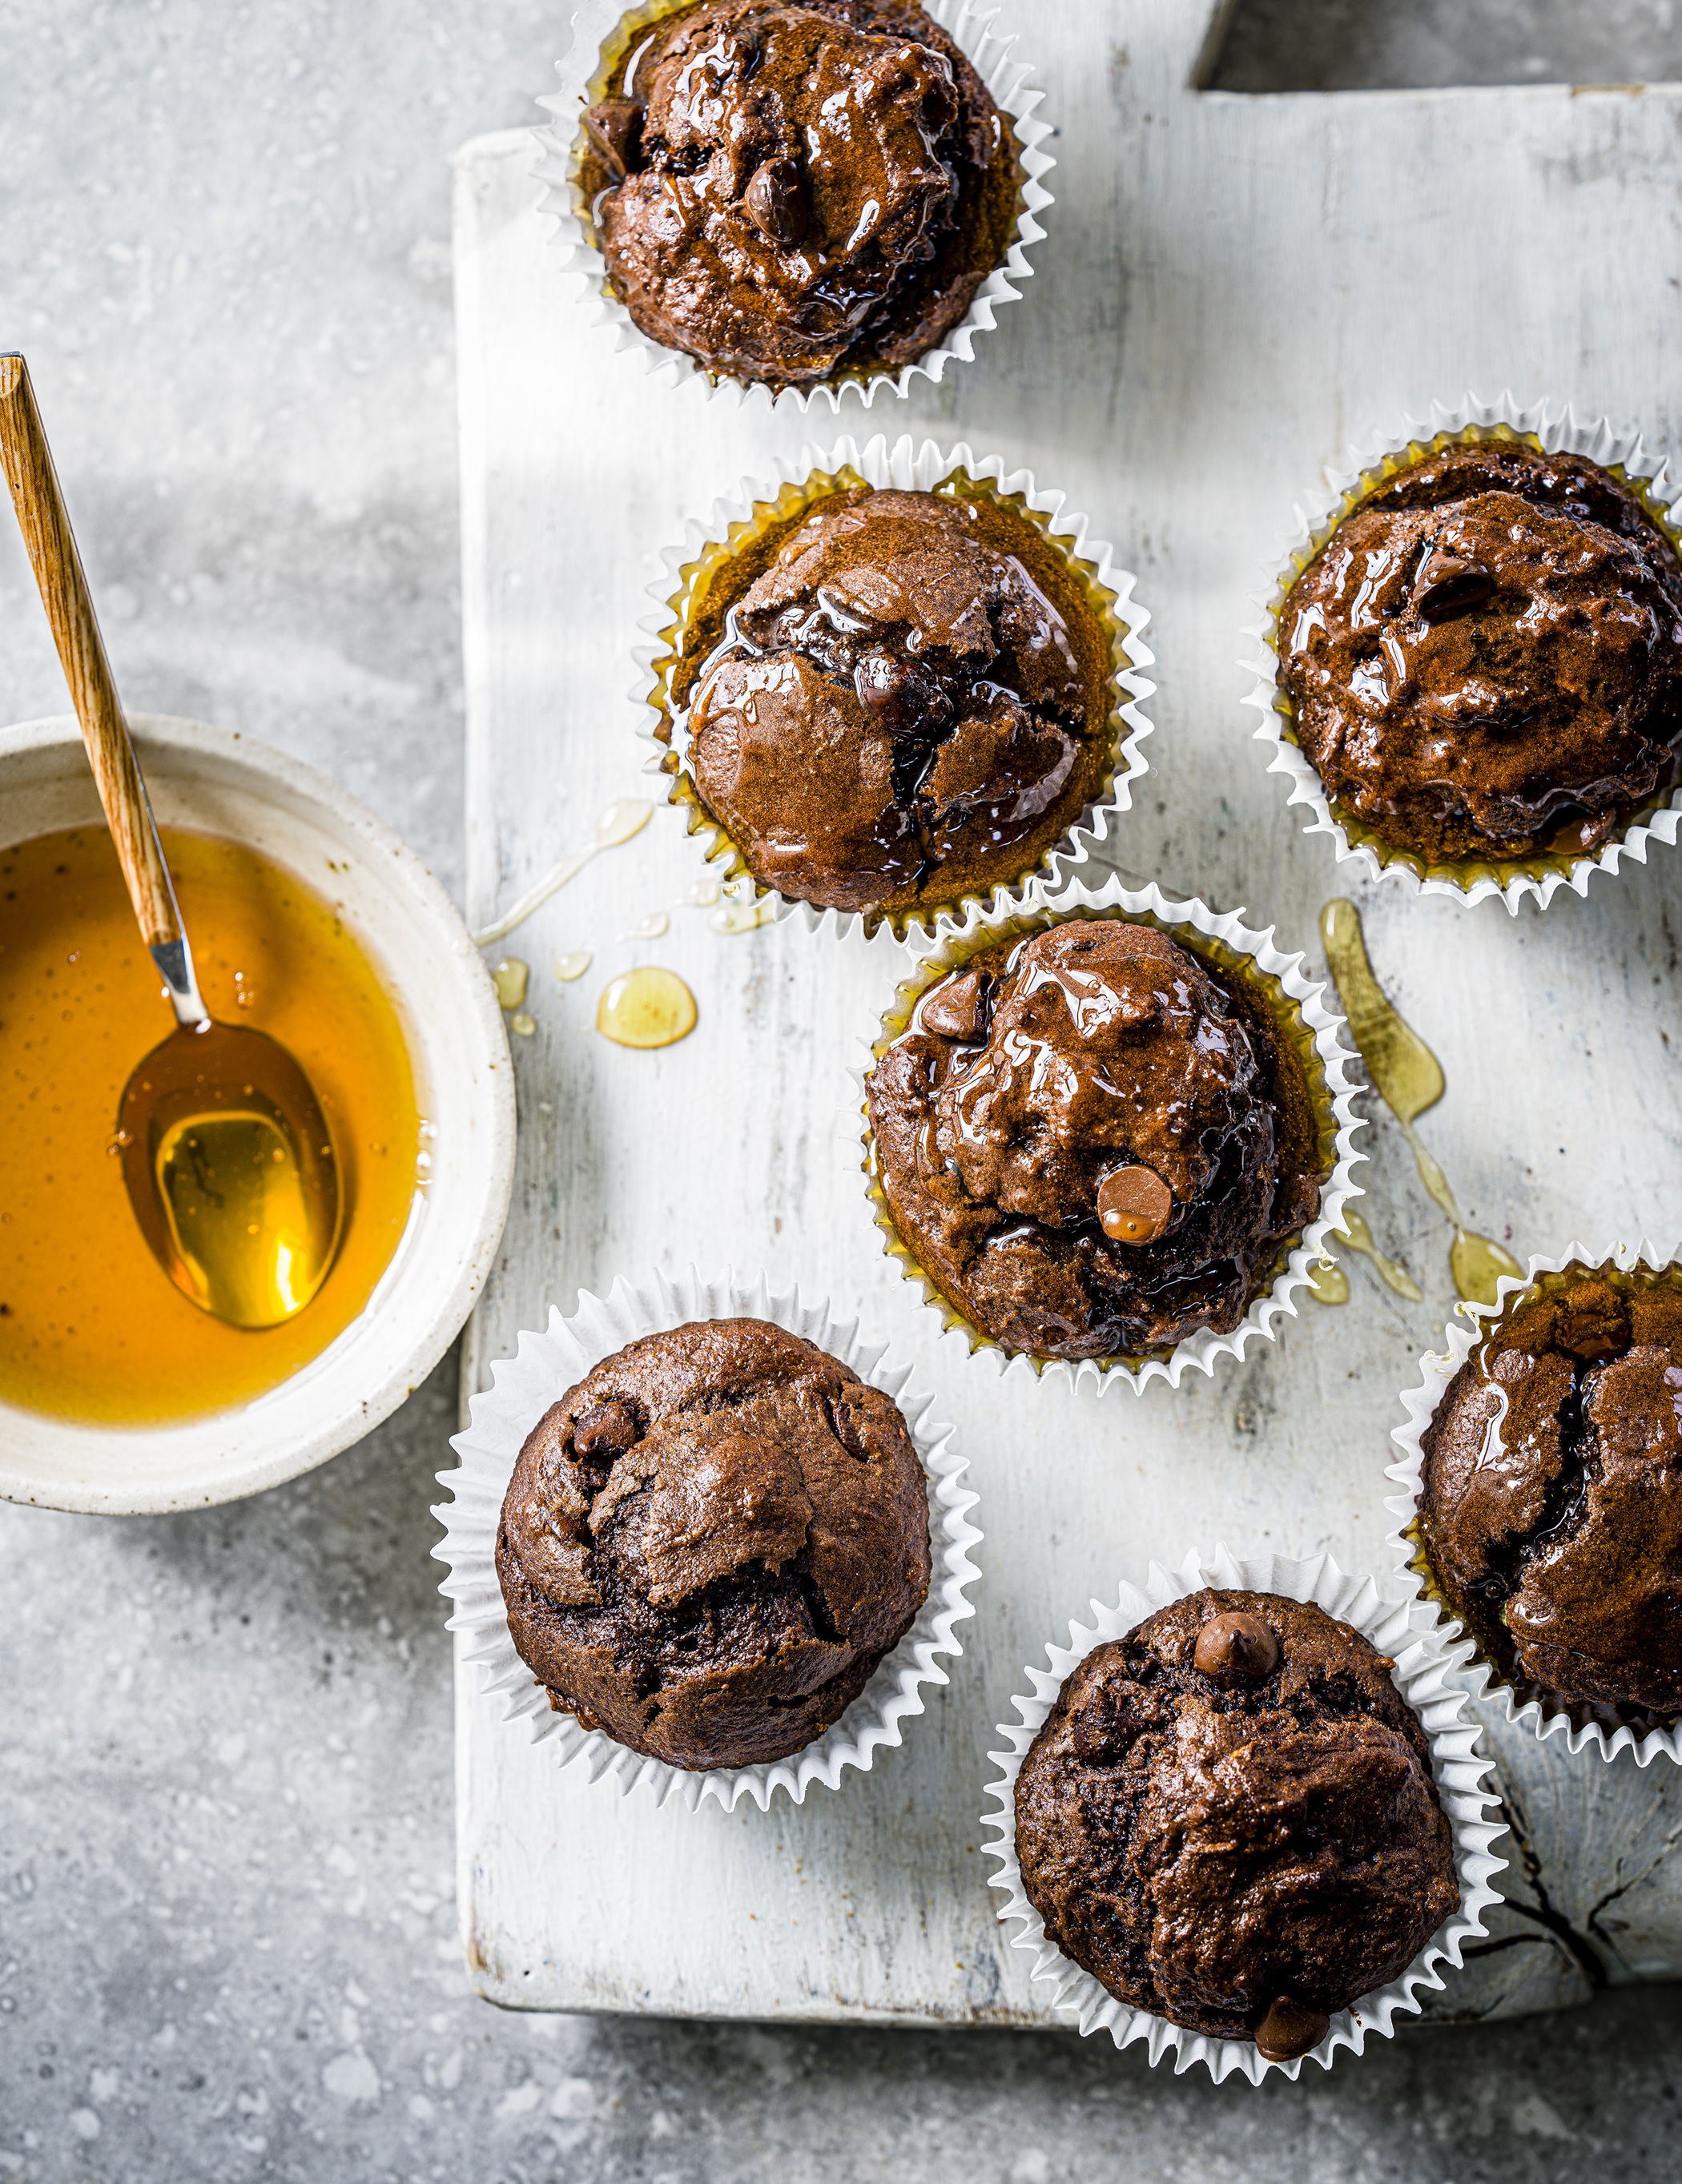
<box><xmin>451</xmin><ymin>1</ymin><xmax>1682</xmax><ymax>2028</ymax></box>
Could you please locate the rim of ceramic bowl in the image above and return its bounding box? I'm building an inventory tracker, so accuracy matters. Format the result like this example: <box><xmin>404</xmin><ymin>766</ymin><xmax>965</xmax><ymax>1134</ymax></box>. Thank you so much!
<box><xmin>0</xmin><ymin>714</ymin><xmax>516</xmax><ymax>1515</ymax></box>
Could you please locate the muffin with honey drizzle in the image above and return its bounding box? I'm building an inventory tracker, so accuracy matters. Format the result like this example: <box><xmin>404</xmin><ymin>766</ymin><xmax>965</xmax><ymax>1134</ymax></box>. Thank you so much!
<box><xmin>865</xmin><ymin>913</ymin><xmax>1324</xmax><ymax>1362</ymax></box>
<box><xmin>574</xmin><ymin>0</ymin><xmax>1020</xmax><ymax>391</ymax></box>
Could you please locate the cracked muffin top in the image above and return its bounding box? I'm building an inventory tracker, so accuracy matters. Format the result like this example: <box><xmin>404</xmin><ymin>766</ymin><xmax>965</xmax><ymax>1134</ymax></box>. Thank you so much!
<box><xmin>1418</xmin><ymin>1261</ymin><xmax>1682</xmax><ymax>1724</ymax></box>
<box><xmin>579</xmin><ymin>0</ymin><xmax>1016</xmax><ymax>386</ymax></box>
<box><xmin>496</xmin><ymin>1318</ymin><xmax>931</xmax><ymax>1771</ymax></box>
<box><xmin>677</xmin><ymin>485</ymin><xmax>1112</xmax><ymax>920</ymax></box>
<box><xmin>1013</xmin><ymin>1590</ymin><xmax>1460</xmax><ymax>2057</ymax></box>
<box><xmin>1277</xmin><ymin>440</ymin><xmax>1682</xmax><ymax>866</ymax></box>
<box><xmin>865</xmin><ymin>919</ymin><xmax>1323</xmax><ymax>1360</ymax></box>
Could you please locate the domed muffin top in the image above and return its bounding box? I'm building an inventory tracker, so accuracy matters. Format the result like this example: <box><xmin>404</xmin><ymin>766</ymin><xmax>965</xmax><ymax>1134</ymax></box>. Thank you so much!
<box><xmin>583</xmin><ymin>0</ymin><xmax>1011</xmax><ymax>385</ymax></box>
<box><xmin>1278</xmin><ymin>440</ymin><xmax>1682</xmax><ymax>864</ymax></box>
<box><xmin>1419</xmin><ymin>1261</ymin><xmax>1682</xmax><ymax>1723</ymax></box>
<box><xmin>1013</xmin><ymin>1589</ymin><xmax>1460</xmax><ymax>2054</ymax></box>
<box><xmin>683</xmin><ymin>486</ymin><xmax>1102</xmax><ymax>917</ymax></box>
<box><xmin>497</xmin><ymin>1318</ymin><xmax>931</xmax><ymax>1771</ymax></box>
<box><xmin>866</xmin><ymin>919</ymin><xmax>1321</xmax><ymax>1359</ymax></box>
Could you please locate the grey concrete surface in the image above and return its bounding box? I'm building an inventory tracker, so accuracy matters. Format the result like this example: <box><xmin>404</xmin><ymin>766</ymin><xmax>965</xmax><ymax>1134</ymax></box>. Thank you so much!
<box><xmin>1213</xmin><ymin>0</ymin><xmax>1682</xmax><ymax>91</ymax></box>
<box><xmin>4</xmin><ymin>3</ymin><xmax>1682</xmax><ymax>2179</ymax></box>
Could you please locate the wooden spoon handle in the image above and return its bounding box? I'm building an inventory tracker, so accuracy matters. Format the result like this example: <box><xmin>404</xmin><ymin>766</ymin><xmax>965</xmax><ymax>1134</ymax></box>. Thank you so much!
<box><xmin>0</xmin><ymin>353</ymin><xmax>182</xmax><ymax>949</ymax></box>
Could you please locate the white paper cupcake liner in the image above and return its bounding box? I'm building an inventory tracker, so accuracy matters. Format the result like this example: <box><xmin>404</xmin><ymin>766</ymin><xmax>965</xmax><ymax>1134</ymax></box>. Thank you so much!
<box><xmin>533</xmin><ymin>0</ymin><xmax>1054</xmax><ymax>411</ymax></box>
<box><xmin>432</xmin><ymin>1265</ymin><xmax>982</xmax><ymax>1811</ymax></box>
<box><xmin>980</xmin><ymin>1546</ymin><xmax>1507</xmax><ymax>2084</ymax></box>
<box><xmin>1241</xmin><ymin>391</ymin><xmax>1682</xmax><ymax>915</ymax></box>
<box><xmin>1386</xmin><ymin>1236</ymin><xmax>1682</xmax><ymax>1768</ymax></box>
<box><xmin>853</xmin><ymin>870</ymin><xmax>1365</xmax><ymax>1393</ymax></box>
<box><xmin>634</xmin><ymin>430</ymin><xmax>1155</xmax><ymax>947</ymax></box>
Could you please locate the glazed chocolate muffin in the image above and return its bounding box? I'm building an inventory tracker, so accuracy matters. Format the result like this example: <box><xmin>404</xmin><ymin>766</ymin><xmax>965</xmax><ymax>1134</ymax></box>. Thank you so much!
<box><xmin>581</xmin><ymin>0</ymin><xmax>1016</xmax><ymax>385</ymax></box>
<box><xmin>1014</xmin><ymin>1591</ymin><xmax>1460</xmax><ymax>2057</ymax></box>
<box><xmin>1418</xmin><ymin>1261</ymin><xmax>1682</xmax><ymax>1726</ymax></box>
<box><xmin>1277</xmin><ymin>440</ymin><xmax>1682</xmax><ymax>864</ymax></box>
<box><xmin>865</xmin><ymin>919</ymin><xmax>1322</xmax><ymax>1360</ymax></box>
<box><xmin>496</xmin><ymin>1319</ymin><xmax>932</xmax><ymax>1770</ymax></box>
<box><xmin>680</xmin><ymin>485</ymin><xmax>1112</xmax><ymax>917</ymax></box>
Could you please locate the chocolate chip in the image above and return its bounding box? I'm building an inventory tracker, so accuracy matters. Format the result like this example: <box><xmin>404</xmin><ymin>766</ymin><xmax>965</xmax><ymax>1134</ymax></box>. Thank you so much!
<box><xmin>855</xmin><ymin>647</ymin><xmax>949</xmax><ymax>740</ymax></box>
<box><xmin>745</xmin><ymin>157</ymin><xmax>808</xmax><ymax>247</ymax></box>
<box><xmin>1096</xmin><ymin>1164</ymin><xmax>1173</xmax><ymax>1245</ymax></box>
<box><xmin>1414</xmin><ymin>550</ymin><xmax>1494</xmax><ymax>620</ymax></box>
<box><xmin>583</xmin><ymin>100</ymin><xmax>644</xmax><ymax>182</ymax></box>
<box><xmin>1254</xmin><ymin>1995</ymin><xmax>1330</xmax><ymax>2061</ymax></box>
<box><xmin>919</xmin><ymin>967</ymin><xmax>990</xmax><ymax>1043</ymax></box>
<box><xmin>573</xmin><ymin>1400</ymin><xmax>639</xmax><ymax>1459</ymax></box>
<box><xmin>1070</xmin><ymin>1695</ymin><xmax>1147</xmax><ymax>1764</ymax></box>
<box><xmin>1192</xmin><ymin>1610</ymin><xmax>1280</xmax><ymax>1684</ymax></box>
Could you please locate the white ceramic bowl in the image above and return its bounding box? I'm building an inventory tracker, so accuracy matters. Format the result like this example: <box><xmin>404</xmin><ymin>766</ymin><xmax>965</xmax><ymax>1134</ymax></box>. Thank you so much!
<box><xmin>0</xmin><ymin>714</ymin><xmax>516</xmax><ymax>1515</ymax></box>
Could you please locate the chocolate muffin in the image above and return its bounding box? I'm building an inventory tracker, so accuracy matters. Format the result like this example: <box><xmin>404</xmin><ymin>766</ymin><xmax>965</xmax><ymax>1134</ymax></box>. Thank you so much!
<box><xmin>865</xmin><ymin>918</ymin><xmax>1323</xmax><ymax>1360</ymax></box>
<box><xmin>1277</xmin><ymin>439</ymin><xmax>1682</xmax><ymax>865</ymax></box>
<box><xmin>1417</xmin><ymin>1260</ymin><xmax>1682</xmax><ymax>1727</ymax></box>
<box><xmin>675</xmin><ymin>485</ymin><xmax>1114</xmax><ymax>919</ymax></box>
<box><xmin>579</xmin><ymin>0</ymin><xmax>1017</xmax><ymax>386</ymax></box>
<box><xmin>1014</xmin><ymin>1591</ymin><xmax>1460</xmax><ymax>2057</ymax></box>
<box><xmin>496</xmin><ymin>1318</ymin><xmax>932</xmax><ymax>1770</ymax></box>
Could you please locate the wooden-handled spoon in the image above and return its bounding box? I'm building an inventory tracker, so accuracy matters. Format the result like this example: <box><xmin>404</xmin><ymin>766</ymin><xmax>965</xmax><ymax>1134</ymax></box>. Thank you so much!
<box><xmin>0</xmin><ymin>353</ymin><xmax>344</xmax><ymax>1329</ymax></box>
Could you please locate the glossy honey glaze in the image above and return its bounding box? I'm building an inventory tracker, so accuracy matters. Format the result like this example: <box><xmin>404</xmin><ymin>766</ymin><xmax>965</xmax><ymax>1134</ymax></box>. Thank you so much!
<box><xmin>0</xmin><ymin>826</ymin><xmax>420</xmax><ymax>1424</ymax></box>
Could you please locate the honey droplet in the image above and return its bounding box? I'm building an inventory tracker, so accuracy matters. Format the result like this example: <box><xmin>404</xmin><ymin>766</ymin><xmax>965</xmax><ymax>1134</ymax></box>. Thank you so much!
<box><xmin>1319</xmin><ymin>900</ymin><xmax>1443</xmax><ymax>1127</ymax></box>
<box><xmin>554</xmin><ymin>951</ymin><xmax>593</xmax><ymax>983</ymax></box>
<box><xmin>491</xmin><ymin>957</ymin><xmax>529</xmax><ymax>1010</ymax></box>
<box><xmin>1451</xmin><ymin>1230</ymin><xmax>1523</xmax><ymax>1308</ymax></box>
<box><xmin>1339</xmin><ymin>1207</ymin><xmax>1424</xmax><ymax>1302</ymax></box>
<box><xmin>509</xmin><ymin>1012</ymin><xmax>537</xmax><ymax>1038</ymax></box>
<box><xmin>710</xmin><ymin>897</ymin><xmax>777</xmax><ymax>935</ymax></box>
<box><xmin>684</xmin><ymin>879</ymin><xmax>722</xmax><ymax>908</ymax></box>
<box><xmin>1306</xmin><ymin>1259</ymin><xmax>1350</xmax><ymax>1306</ymax></box>
<box><xmin>596</xmin><ymin>966</ymin><xmax>697</xmax><ymax>1049</ymax></box>
<box><xmin>1321</xmin><ymin>899</ymin><xmax>1516</xmax><ymax>1306</ymax></box>
<box><xmin>594</xmin><ymin>798</ymin><xmax>654</xmax><ymax>849</ymax></box>
<box><xmin>626</xmin><ymin>910</ymin><xmax>670</xmax><ymax>940</ymax></box>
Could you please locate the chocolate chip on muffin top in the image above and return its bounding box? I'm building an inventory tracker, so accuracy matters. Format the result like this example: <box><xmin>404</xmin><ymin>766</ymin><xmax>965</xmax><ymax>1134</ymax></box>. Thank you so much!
<box><xmin>1013</xmin><ymin>1590</ymin><xmax>1460</xmax><ymax>2053</ymax></box>
<box><xmin>1418</xmin><ymin>1261</ymin><xmax>1682</xmax><ymax>1723</ymax></box>
<box><xmin>682</xmin><ymin>486</ymin><xmax>1106</xmax><ymax>916</ymax></box>
<box><xmin>1278</xmin><ymin>440</ymin><xmax>1682</xmax><ymax>864</ymax></box>
<box><xmin>582</xmin><ymin>0</ymin><xmax>1013</xmax><ymax>385</ymax></box>
<box><xmin>865</xmin><ymin>919</ymin><xmax>1322</xmax><ymax>1359</ymax></box>
<box><xmin>496</xmin><ymin>1318</ymin><xmax>932</xmax><ymax>1771</ymax></box>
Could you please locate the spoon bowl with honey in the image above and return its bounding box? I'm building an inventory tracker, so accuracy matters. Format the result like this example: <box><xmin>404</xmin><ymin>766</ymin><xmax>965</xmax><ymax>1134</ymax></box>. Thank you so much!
<box><xmin>0</xmin><ymin>352</ymin><xmax>342</xmax><ymax>1329</ymax></box>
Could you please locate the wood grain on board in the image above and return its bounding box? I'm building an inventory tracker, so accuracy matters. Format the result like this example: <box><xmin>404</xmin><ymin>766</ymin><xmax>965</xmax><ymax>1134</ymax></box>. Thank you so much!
<box><xmin>452</xmin><ymin>1</ymin><xmax>1682</xmax><ymax>2025</ymax></box>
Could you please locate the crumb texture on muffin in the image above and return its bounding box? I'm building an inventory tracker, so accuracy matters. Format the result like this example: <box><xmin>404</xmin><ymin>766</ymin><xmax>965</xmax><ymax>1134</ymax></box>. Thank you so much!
<box><xmin>1013</xmin><ymin>1591</ymin><xmax>1460</xmax><ymax>2047</ymax></box>
<box><xmin>1277</xmin><ymin>440</ymin><xmax>1682</xmax><ymax>864</ymax></box>
<box><xmin>496</xmin><ymin>1318</ymin><xmax>932</xmax><ymax>1771</ymax></box>
<box><xmin>1420</xmin><ymin>1261</ymin><xmax>1682</xmax><ymax>1721</ymax></box>
<box><xmin>583</xmin><ymin>0</ymin><xmax>1011</xmax><ymax>384</ymax></box>
<box><xmin>867</xmin><ymin>919</ymin><xmax>1321</xmax><ymax>1359</ymax></box>
<box><xmin>686</xmin><ymin>487</ymin><xmax>1095</xmax><ymax>914</ymax></box>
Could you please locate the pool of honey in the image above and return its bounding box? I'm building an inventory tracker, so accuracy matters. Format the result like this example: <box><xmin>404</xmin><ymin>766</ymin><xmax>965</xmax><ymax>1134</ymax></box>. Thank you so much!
<box><xmin>0</xmin><ymin>826</ymin><xmax>420</xmax><ymax>1425</ymax></box>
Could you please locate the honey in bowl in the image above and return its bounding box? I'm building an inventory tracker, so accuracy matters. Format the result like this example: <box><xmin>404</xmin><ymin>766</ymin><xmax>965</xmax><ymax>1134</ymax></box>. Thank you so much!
<box><xmin>0</xmin><ymin>825</ymin><xmax>421</xmax><ymax>1425</ymax></box>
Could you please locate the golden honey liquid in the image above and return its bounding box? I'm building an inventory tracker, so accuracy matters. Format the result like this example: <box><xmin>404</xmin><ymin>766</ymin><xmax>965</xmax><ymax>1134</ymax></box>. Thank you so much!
<box><xmin>1306</xmin><ymin>1259</ymin><xmax>1350</xmax><ymax>1306</ymax></box>
<box><xmin>0</xmin><ymin>827</ymin><xmax>420</xmax><ymax>1423</ymax></box>
<box><xmin>1320</xmin><ymin>899</ymin><xmax>1521</xmax><ymax>1306</ymax></box>
<box><xmin>596</xmin><ymin>966</ymin><xmax>697</xmax><ymax>1048</ymax></box>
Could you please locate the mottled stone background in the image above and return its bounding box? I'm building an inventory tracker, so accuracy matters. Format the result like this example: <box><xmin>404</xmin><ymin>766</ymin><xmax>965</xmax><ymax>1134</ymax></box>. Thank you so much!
<box><xmin>3</xmin><ymin>3</ymin><xmax>1680</xmax><ymax>2178</ymax></box>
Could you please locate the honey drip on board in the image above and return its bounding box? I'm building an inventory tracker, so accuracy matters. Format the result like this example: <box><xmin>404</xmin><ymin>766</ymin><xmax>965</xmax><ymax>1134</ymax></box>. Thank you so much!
<box><xmin>491</xmin><ymin>957</ymin><xmax>529</xmax><ymax>1009</ymax></box>
<box><xmin>0</xmin><ymin>826</ymin><xmax>419</xmax><ymax>1424</ymax></box>
<box><xmin>470</xmin><ymin>798</ymin><xmax>654</xmax><ymax>947</ymax></box>
<box><xmin>1320</xmin><ymin>900</ymin><xmax>1522</xmax><ymax>1306</ymax></box>
<box><xmin>596</xmin><ymin>966</ymin><xmax>698</xmax><ymax>1049</ymax></box>
<box><xmin>1306</xmin><ymin>1209</ymin><xmax>1421</xmax><ymax>1309</ymax></box>
<box><xmin>554</xmin><ymin>951</ymin><xmax>593</xmax><ymax>983</ymax></box>
<box><xmin>1306</xmin><ymin>1259</ymin><xmax>1350</xmax><ymax>1306</ymax></box>
<box><xmin>710</xmin><ymin>896</ymin><xmax>778</xmax><ymax>935</ymax></box>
